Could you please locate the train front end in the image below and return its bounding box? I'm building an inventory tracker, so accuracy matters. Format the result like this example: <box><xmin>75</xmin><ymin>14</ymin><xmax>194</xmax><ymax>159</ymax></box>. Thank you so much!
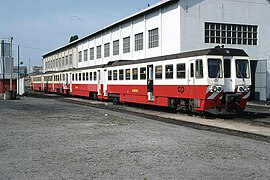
<box><xmin>204</xmin><ymin>48</ymin><xmax>251</xmax><ymax>114</ymax></box>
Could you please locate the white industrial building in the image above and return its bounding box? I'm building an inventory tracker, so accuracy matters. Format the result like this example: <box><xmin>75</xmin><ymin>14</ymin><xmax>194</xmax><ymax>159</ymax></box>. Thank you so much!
<box><xmin>43</xmin><ymin>0</ymin><xmax>270</xmax><ymax>100</ymax></box>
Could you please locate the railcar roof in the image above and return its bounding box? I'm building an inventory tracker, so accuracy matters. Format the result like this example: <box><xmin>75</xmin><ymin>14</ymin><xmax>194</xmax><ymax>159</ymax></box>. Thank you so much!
<box><xmin>104</xmin><ymin>48</ymin><xmax>248</xmax><ymax>68</ymax></box>
<box><xmin>37</xmin><ymin>47</ymin><xmax>247</xmax><ymax>76</ymax></box>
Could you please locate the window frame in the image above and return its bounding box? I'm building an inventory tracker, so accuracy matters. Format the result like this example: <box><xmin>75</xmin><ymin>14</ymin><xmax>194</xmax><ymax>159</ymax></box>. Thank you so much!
<box><xmin>155</xmin><ymin>65</ymin><xmax>162</xmax><ymax>79</ymax></box>
<box><xmin>148</xmin><ymin>28</ymin><xmax>159</xmax><ymax>48</ymax></box>
<box><xmin>177</xmin><ymin>63</ymin><xmax>186</xmax><ymax>79</ymax></box>
<box><xmin>135</xmin><ymin>33</ymin><xmax>144</xmax><ymax>51</ymax></box>
<box><xmin>165</xmin><ymin>64</ymin><xmax>174</xmax><ymax>79</ymax></box>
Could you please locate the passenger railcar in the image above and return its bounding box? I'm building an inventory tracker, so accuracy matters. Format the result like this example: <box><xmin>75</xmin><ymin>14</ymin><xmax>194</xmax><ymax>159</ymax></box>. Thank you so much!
<box><xmin>31</xmin><ymin>47</ymin><xmax>251</xmax><ymax>114</ymax></box>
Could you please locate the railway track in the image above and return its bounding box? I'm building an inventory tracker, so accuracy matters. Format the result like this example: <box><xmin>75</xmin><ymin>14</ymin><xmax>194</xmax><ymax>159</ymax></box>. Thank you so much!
<box><xmin>28</xmin><ymin>92</ymin><xmax>270</xmax><ymax>142</ymax></box>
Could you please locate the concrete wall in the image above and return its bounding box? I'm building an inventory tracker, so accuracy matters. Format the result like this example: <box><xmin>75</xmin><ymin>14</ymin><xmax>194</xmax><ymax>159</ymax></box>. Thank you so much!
<box><xmin>179</xmin><ymin>0</ymin><xmax>270</xmax><ymax>100</ymax></box>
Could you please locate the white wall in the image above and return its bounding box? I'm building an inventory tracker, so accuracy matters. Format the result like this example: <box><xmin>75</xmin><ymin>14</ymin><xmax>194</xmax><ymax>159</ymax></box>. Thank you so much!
<box><xmin>179</xmin><ymin>0</ymin><xmax>270</xmax><ymax>100</ymax></box>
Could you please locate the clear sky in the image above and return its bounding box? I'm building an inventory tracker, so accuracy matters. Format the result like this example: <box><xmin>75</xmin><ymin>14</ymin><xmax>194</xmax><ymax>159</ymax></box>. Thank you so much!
<box><xmin>0</xmin><ymin>0</ymin><xmax>161</xmax><ymax>69</ymax></box>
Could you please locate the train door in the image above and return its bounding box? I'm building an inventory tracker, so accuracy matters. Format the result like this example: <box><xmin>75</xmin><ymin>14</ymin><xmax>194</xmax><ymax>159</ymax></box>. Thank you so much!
<box><xmin>41</xmin><ymin>76</ymin><xmax>44</xmax><ymax>91</ymax></box>
<box><xmin>147</xmin><ymin>65</ymin><xmax>154</xmax><ymax>101</ymax></box>
<box><xmin>103</xmin><ymin>69</ymin><xmax>108</xmax><ymax>97</ymax></box>
<box><xmin>223</xmin><ymin>57</ymin><xmax>234</xmax><ymax>92</ymax></box>
<box><xmin>188</xmin><ymin>60</ymin><xmax>195</xmax><ymax>95</ymax></box>
<box><xmin>70</xmin><ymin>73</ymin><xmax>73</xmax><ymax>93</ymax></box>
<box><xmin>97</xmin><ymin>70</ymin><xmax>101</xmax><ymax>96</ymax></box>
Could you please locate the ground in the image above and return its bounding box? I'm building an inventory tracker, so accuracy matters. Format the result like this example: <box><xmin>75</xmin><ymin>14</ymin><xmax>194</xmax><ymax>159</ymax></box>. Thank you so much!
<box><xmin>0</xmin><ymin>96</ymin><xmax>269</xmax><ymax>179</ymax></box>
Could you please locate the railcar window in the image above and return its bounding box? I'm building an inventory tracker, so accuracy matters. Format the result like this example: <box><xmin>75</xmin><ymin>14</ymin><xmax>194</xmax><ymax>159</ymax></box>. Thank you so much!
<box><xmin>224</xmin><ymin>59</ymin><xmax>231</xmax><ymax>78</ymax></box>
<box><xmin>190</xmin><ymin>63</ymin><xmax>194</xmax><ymax>78</ymax></box>
<box><xmin>75</xmin><ymin>74</ymin><xmax>78</xmax><ymax>81</ymax></box>
<box><xmin>140</xmin><ymin>67</ymin><xmax>146</xmax><ymax>80</ymax></box>
<box><xmin>86</xmin><ymin>72</ymin><xmax>89</xmax><ymax>81</ymax></box>
<box><xmin>108</xmin><ymin>70</ymin><xmax>112</xmax><ymax>81</ymax></box>
<box><xmin>119</xmin><ymin>69</ymin><xmax>124</xmax><ymax>80</ymax></box>
<box><xmin>236</xmin><ymin>60</ymin><xmax>250</xmax><ymax>78</ymax></box>
<box><xmin>113</xmin><ymin>70</ymin><xmax>118</xmax><ymax>80</ymax></box>
<box><xmin>94</xmin><ymin>72</ymin><xmax>97</xmax><ymax>81</ymax></box>
<box><xmin>195</xmin><ymin>59</ymin><xmax>203</xmax><ymax>79</ymax></box>
<box><xmin>155</xmin><ymin>66</ymin><xmax>162</xmax><ymax>79</ymax></box>
<box><xmin>83</xmin><ymin>73</ymin><xmax>85</xmax><ymax>81</ymax></box>
<box><xmin>125</xmin><ymin>69</ymin><xmax>131</xmax><ymax>80</ymax></box>
<box><xmin>132</xmin><ymin>68</ymin><xmax>138</xmax><ymax>80</ymax></box>
<box><xmin>79</xmin><ymin>73</ymin><xmax>82</xmax><ymax>81</ymax></box>
<box><xmin>90</xmin><ymin>72</ymin><xmax>93</xmax><ymax>81</ymax></box>
<box><xmin>165</xmin><ymin>64</ymin><xmax>173</xmax><ymax>79</ymax></box>
<box><xmin>177</xmin><ymin>63</ymin><xmax>186</xmax><ymax>79</ymax></box>
<box><xmin>208</xmin><ymin>59</ymin><xmax>222</xmax><ymax>78</ymax></box>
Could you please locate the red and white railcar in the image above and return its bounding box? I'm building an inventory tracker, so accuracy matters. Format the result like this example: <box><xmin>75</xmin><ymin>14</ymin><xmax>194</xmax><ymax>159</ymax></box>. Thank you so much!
<box><xmin>31</xmin><ymin>47</ymin><xmax>251</xmax><ymax>114</ymax></box>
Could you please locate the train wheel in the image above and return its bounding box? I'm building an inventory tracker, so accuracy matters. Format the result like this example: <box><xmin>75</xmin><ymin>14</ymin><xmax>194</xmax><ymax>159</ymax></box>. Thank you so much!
<box><xmin>113</xmin><ymin>97</ymin><xmax>119</xmax><ymax>105</ymax></box>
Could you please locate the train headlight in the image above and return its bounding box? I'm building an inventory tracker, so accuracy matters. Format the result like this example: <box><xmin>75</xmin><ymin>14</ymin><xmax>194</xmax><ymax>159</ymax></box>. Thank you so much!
<box><xmin>237</xmin><ymin>86</ymin><xmax>250</xmax><ymax>93</ymax></box>
<box><xmin>210</xmin><ymin>85</ymin><xmax>222</xmax><ymax>93</ymax></box>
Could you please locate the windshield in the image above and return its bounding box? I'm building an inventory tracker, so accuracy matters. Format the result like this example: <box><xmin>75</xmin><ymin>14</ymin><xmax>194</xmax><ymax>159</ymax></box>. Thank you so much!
<box><xmin>236</xmin><ymin>59</ymin><xmax>250</xmax><ymax>78</ymax></box>
<box><xmin>208</xmin><ymin>59</ymin><xmax>222</xmax><ymax>78</ymax></box>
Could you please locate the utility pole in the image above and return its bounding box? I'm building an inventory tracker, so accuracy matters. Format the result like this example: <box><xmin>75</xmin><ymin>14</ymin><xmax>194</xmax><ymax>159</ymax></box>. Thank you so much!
<box><xmin>28</xmin><ymin>58</ymin><xmax>31</xmax><ymax>75</ymax></box>
<box><xmin>1</xmin><ymin>40</ymin><xmax>5</xmax><ymax>93</ymax></box>
<box><xmin>10</xmin><ymin>37</ymin><xmax>13</xmax><ymax>91</ymax></box>
<box><xmin>17</xmin><ymin>45</ymin><xmax>19</xmax><ymax>95</ymax></box>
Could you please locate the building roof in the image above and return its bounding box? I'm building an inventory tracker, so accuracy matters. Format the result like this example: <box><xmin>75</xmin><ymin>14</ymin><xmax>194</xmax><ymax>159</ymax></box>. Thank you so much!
<box><xmin>43</xmin><ymin>0</ymin><xmax>178</xmax><ymax>58</ymax></box>
<box><xmin>41</xmin><ymin>47</ymin><xmax>248</xmax><ymax>73</ymax></box>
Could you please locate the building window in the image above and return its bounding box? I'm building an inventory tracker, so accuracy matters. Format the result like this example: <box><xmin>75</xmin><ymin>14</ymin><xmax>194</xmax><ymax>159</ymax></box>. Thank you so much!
<box><xmin>90</xmin><ymin>48</ymin><xmax>94</xmax><ymax>60</ymax></box>
<box><xmin>69</xmin><ymin>54</ymin><xmax>72</xmax><ymax>66</ymax></box>
<box><xmin>104</xmin><ymin>43</ymin><xmax>110</xmax><ymax>57</ymax></box>
<box><xmin>205</xmin><ymin>22</ymin><xmax>258</xmax><ymax>45</ymax></box>
<box><xmin>177</xmin><ymin>63</ymin><xmax>185</xmax><ymax>79</ymax></box>
<box><xmin>155</xmin><ymin>65</ymin><xmax>162</xmax><ymax>79</ymax></box>
<box><xmin>65</xmin><ymin>56</ymin><xmax>68</xmax><ymax>66</ymax></box>
<box><xmin>84</xmin><ymin>49</ymin><xmax>88</xmax><ymax>62</ymax></box>
<box><xmin>149</xmin><ymin>28</ymin><xmax>159</xmax><ymax>48</ymax></box>
<box><xmin>166</xmin><ymin>64</ymin><xmax>173</xmax><ymax>79</ymax></box>
<box><xmin>132</xmin><ymin>68</ymin><xmax>138</xmax><ymax>80</ymax></box>
<box><xmin>97</xmin><ymin>45</ymin><xmax>101</xmax><ymax>59</ymax></box>
<box><xmin>113</xmin><ymin>40</ymin><xmax>119</xmax><ymax>56</ymax></box>
<box><xmin>62</xmin><ymin>57</ymin><xmax>65</xmax><ymax>67</ymax></box>
<box><xmin>123</xmin><ymin>36</ymin><xmax>130</xmax><ymax>53</ymax></box>
<box><xmin>78</xmin><ymin>51</ymin><xmax>82</xmax><ymax>62</ymax></box>
<box><xmin>59</xmin><ymin>58</ymin><xmax>61</xmax><ymax>67</ymax></box>
<box><xmin>135</xmin><ymin>33</ymin><xmax>143</xmax><ymax>51</ymax></box>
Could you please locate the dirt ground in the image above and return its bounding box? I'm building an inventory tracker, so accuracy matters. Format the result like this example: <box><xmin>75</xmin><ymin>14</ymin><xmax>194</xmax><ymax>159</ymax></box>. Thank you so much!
<box><xmin>0</xmin><ymin>96</ymin><xmax>270</xmax><ymax>179</ymax></box>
